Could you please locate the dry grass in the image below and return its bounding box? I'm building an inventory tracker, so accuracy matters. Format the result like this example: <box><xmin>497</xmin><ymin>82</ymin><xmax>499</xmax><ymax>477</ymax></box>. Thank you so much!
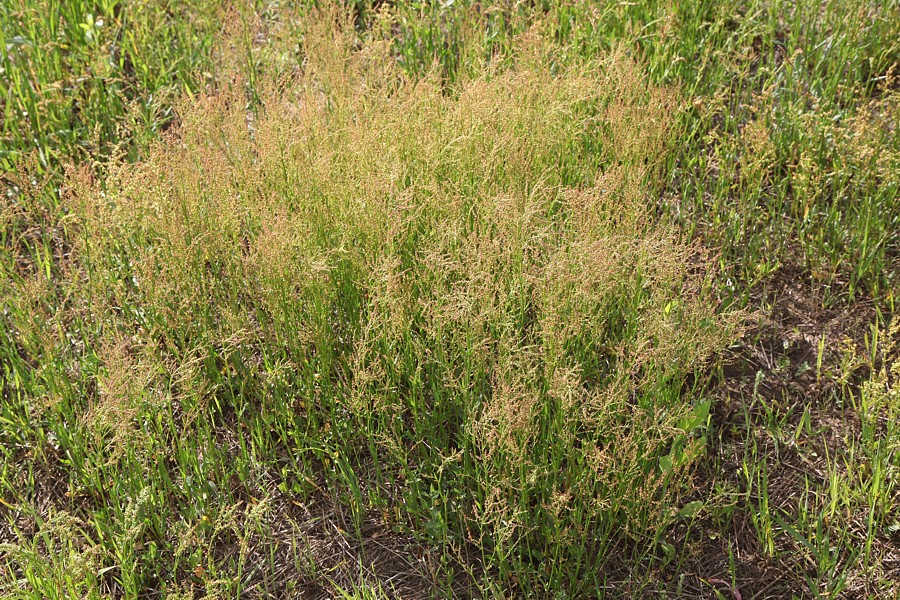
<box><xmin>5</xmin><ymin>8</ymin><xmax>737</xmax><ymax>596</ymax></box>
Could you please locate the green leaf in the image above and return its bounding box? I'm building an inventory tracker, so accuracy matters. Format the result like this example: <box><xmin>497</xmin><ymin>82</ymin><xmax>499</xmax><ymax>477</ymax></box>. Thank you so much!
<box><xmin>680</xmin><ymin>399</ymin><xmax>712</xmax><ymax>433</ymax></box>
<box><xmin>677</xmin><ymin>500</ymin><xmax>704</xmax><ymax>520</ymax></box>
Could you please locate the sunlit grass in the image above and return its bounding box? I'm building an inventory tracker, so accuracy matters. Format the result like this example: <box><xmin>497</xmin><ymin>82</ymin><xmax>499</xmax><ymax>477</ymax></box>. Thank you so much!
<box><xmin>1</xmin><ymin>1</ymin><xmax>898</xmax><ymax>597</ymax></box>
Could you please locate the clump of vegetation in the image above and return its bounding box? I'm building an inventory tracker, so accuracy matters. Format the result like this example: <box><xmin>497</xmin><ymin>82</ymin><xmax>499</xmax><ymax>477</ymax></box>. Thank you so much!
<box><xmin>28</xmin><ymin>15</ymin><xmax>727</xmax><ymax>595</ymax></box>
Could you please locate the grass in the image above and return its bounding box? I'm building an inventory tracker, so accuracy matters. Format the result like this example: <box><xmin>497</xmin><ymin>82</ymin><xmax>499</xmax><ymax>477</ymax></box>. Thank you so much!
<box><xmin>0</xmin><ymin>0</ymin><xmax>229</xmax><ymax>171</ymax></box>
<box><xmin>1</xmin><ymin>0</ymin><xmax>899</xmax><ymax>598</ymax></box>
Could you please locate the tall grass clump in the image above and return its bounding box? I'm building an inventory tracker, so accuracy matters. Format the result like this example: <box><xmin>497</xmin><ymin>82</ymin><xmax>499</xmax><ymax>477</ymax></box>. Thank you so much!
<box><xmin>6</xmin><ymin>10</ymin><xmax>739</xmax><ymax>596</ymax></box>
